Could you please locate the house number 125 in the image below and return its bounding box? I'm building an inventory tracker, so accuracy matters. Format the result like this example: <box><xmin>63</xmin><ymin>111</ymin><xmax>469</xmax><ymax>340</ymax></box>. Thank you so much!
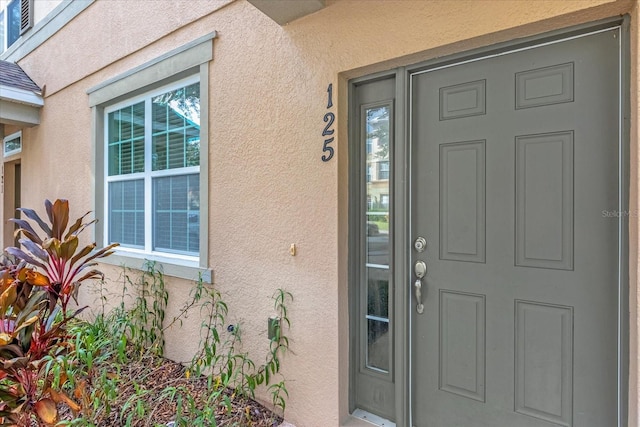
<box><xmin>322</xmin><ymin>83</ymin><xmax>335</xmax><ymax>162</ymax></box>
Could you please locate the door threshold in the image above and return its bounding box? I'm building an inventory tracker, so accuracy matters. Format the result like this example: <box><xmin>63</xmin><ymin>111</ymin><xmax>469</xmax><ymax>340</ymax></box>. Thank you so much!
<box><xmin>347</xmin><ymin>409</ymin><xmax>396</xmax><ymax>427</ymax></box>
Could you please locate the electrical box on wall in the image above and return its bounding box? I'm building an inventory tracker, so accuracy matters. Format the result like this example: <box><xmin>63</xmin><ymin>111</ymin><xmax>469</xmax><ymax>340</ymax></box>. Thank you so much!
<box><xmin>268</xmin><ymin>316</ymin><xmax>280</xmax><ymax>340</ymax></box>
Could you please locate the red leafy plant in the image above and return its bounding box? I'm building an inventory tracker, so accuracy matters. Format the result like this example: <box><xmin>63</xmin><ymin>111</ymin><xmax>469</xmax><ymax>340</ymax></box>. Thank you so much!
<box><xmin>0</xmin><ymin>199</ymin><xmax>118</xmax><ymax>426</ymax></box>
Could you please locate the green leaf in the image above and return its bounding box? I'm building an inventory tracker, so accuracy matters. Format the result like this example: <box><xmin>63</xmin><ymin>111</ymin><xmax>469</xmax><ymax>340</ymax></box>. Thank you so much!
<box><xmin>0</xmin><ymin>284</ymin><xmax>17</xmax><ymax>317</ymax></box>
<box><xmin>42</xmin><ymin>237</ymin><xmax>61</xmax><ymax>257</ymax></box>
<box><xmin>0</xmin><ymin>388</ymin><xmax>19</xmax><ymax>403</ymax></box>
<box><xmin>59</xmin><ymin>236</ymin><xmax>79</xmax><ymax>261</ymax></box>
<box><xmin>63</xmin><ymin>211</ymin><xmax>92</xmax><ymax>240</ymax></box>
<box><xmin>12</xmin><ymin>315</ymin><xmax>38</xmax><ymax>334</ymax></box>
<box><xmin>68</xmin><ymin>243</ymin><xmax>95</xmax><ymax>268</ymax></box>
<box><xmin>76</xmin><ymin>243</ymin><xmax>119</xmax><ymax>267</ymax></box>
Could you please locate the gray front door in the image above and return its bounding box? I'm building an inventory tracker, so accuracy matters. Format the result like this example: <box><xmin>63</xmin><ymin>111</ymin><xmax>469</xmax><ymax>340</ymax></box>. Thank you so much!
<box><xmin>411</xmin><ymin>28</ymin><xmax>621</xmax><ymax>426</ymax></box>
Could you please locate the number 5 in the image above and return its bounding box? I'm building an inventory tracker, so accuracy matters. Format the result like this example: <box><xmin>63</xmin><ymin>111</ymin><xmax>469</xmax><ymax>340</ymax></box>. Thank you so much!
<box><xmin>322</xmin><ymin>137</ymin><xmax>334</xmax><ymax>162</ymax></box>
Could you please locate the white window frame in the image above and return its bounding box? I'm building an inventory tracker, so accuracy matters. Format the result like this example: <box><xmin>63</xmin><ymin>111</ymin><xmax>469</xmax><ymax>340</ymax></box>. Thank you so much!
<box><xmin>380</xmin><ymin>194</ymin><xmax>389</xmax><ymax>210</ymax></box>
<box><xmin>378</xmin><ymin>160</ymin><xmax>390</xmax><ymax>180</ymax></box>
<box><xmin>103</xmin><ymin>75</ymin><xmax>200</xmax><ymax>264</ymax></box>
<box><xmin>88</xmin><ymin>32</ymin><xmax>215</xmax><ymax>282</ymax></box>
<box><xmin>0</xmin><ymin>0</ymin><xmax>29</xmax><ymax>54</ymax></box>
<box><xmin>3</xmin><ymin>130</ymin><xmax>21</xmax><ymax>157</ymax></box>
<box><xmin>0</xmin><ymin>8</ymin><xmax>6</xmax><ymax>53</ymax></box>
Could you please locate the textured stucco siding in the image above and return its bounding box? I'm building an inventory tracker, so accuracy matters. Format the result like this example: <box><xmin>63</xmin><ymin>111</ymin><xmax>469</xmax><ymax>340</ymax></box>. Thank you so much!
<box><xmin>5</xmin><ymin>1</ymin><xmax>638</xmax><ymax>426</ymax></box>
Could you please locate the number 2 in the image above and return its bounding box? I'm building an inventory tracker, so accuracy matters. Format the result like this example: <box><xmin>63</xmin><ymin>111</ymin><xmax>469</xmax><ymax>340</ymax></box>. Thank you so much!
<box><xmin>322</xmin><ymin>112</ymin><xmax>335</xmax><ymax>136</ymax></box>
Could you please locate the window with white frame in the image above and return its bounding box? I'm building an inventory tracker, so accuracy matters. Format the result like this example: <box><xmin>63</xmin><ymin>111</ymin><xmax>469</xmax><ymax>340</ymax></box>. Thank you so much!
<box><xmin>0</xmin><ymin>0</ymin><xmax>33</xmax><ymax>53</ymax></box>
<box><xmin>3</xmin><ymin>130</ymin><xmax>21</xmax><ymax>157</ymax></box>
<box><xmin>105</xmin><ymin>76</ymin><xmax>201</xmax><ymax>259</ymax></box>
<box><xmin>377</xmin><ymin>161</ymin><xmax>389</xmax><ymax>180</ymax></box>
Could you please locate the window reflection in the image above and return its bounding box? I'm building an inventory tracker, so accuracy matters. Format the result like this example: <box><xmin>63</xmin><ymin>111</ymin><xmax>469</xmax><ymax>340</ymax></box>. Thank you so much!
<box><xmin>367</xmin><ymin>272</ymin><xmax>389</xmax><ymax>318</ymax></box>
<box><xmin>364</xmin><ymin>105</ymin><xmax>391</xmax><ymax>373</ymax></box>
<box><xmin>365</xmin><ymin>106</ymin><xmax>390</xmax><ymax>267</ymax></box>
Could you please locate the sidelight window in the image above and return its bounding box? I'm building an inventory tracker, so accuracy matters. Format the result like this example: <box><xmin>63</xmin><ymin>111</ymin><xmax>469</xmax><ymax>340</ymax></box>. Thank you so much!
<box><xmin>363</xmin><ymin>104</ymin><xmax>391</xmax><ymax>373</ymax></box>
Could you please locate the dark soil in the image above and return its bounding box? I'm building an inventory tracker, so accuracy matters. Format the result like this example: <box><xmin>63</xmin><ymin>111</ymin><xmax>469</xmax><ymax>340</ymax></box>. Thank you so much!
<box><xmin>58</xmin><ymin>354</ymin><xmax>283</xmax><ymax>427</ymax></box>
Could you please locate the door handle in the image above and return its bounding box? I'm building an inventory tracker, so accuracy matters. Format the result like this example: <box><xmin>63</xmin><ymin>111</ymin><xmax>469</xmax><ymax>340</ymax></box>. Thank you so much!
<box><xmin>414</xmin><ymin>260</ymin><xmax>426</xmax><ymax>314</ymax></box>
<box><xmin>414</xmin><ymin>279</ymin><xmax>425</xmax><ymax>314</ymax></box>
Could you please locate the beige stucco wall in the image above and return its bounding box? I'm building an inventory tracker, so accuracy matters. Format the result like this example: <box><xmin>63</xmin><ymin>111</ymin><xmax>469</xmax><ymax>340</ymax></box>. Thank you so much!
<box><xmin>5</xmin><ymin>0</ymin><xmax>638</xmax><ymax>425</ymax></box>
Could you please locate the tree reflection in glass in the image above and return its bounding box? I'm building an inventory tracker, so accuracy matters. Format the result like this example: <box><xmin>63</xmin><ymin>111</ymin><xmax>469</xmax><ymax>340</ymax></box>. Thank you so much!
<box><xmin>364</xmin><ymin>105</ymin><xmax>391</xmax><ymax>373</ymax></box>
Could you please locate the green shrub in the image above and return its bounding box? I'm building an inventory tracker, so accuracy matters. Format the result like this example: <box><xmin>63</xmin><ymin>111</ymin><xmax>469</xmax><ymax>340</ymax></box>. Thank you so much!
<box><xmin>0</xmin><ymin>199</ymin><xmax>117</xmax><ymax>426</ymax></box>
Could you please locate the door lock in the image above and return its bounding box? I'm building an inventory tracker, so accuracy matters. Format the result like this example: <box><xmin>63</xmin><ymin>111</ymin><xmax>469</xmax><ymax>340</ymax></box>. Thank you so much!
<box><xmin>414</xmin><ymin>237</ymin><xmax>427</xmax><ymax>252</ymax></box>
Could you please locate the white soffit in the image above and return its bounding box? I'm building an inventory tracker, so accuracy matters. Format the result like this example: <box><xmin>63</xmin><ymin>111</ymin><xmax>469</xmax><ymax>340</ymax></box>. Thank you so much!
<box><xmin>247</xmin><ymin>0</ymin><xmax>326</xmax><ymax>25</ymax></box>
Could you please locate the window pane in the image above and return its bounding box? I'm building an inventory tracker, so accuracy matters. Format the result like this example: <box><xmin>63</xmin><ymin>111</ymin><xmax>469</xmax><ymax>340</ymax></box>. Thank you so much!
<box><xmin>365</xmin><ymin>105</ymin><xmax>390</xmax><ymax>267</ymax></box>
<box><xmin>108</xmin><ymin>102</ymin><xmax>145</xmax><ymax>176</ymax></box>
<box><xmin>109</xmin><ymin>180</ymin><xmax>144</xmax><ymax>248</ymax></box>
<box><xmin>186</xmin><ymin>126</ymin><xmax>200</xmax><ymax>166</ymax></box>
<box><xmin>378</xmin><ymin>161</ymin><xmax>390</xmax><ymax>180</ymax></box>
<box><xmin>363</xmin><ymin>104</ymin><xmax>392</xmax><ymax>375</ymax></box>
<box><xmin>367</xmin><ymin>269</ymin><xmax>389</xmax><ymax>318</ymax></box>
<box><xmin>153</xmin><ymin>173</ymin><xmax>199</xmax><ymax>255</ymax></box>
<box><xmin>4</xmin><ymin>135</ymin><xmax>21</xmax><ymax>156</ymax></box>
<box><xmin>152</xmin><ymin>83</ymin><xmax>200</xmax><ymax>171</ymax></box>
<box><xmin>133</xmin><ymin>139</ymin><xmax>145</xmax><ymax>172</ymax></box>
<box><xmin>168</xmin><ymin>129</ymin><xmax>186</xmax><ymax>169</ymax></box>
<box><xmin>367</xmin><ymin>319</ymin><xmax>389</xmax><ymax>372</ymax></box>
<box><xmin>152</xmin><ymin>134</ymin><xmax>167</xmax><ymax>171</ymax></box>
<box><xmin>132</xmin><ymin>103</ymin><xmax>145</xmax><ymax>138</ymax></box>
<box><xmin>0</xmin><ymin>10</ymin><xmax>5</xmax><ymax>52</ymax></box>
<box><xmin>7</xmin><ymin>0</ymin><xmax>19</xmax><ymax>47</ymax></box>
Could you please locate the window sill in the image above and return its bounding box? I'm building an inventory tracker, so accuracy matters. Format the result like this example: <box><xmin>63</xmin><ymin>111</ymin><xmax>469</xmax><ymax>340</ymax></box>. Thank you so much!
<box><xmin>99</xmin><ymin>250</ymin><xmax>212</xmax><ymax>284</ymax></box>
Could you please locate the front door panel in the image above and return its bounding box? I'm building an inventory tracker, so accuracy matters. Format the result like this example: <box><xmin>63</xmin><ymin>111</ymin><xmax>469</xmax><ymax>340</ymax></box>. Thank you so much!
<box><xmin>411</xmin><ymin>29</ymin><xmax>620</xmax><ymax>426</ymax></box>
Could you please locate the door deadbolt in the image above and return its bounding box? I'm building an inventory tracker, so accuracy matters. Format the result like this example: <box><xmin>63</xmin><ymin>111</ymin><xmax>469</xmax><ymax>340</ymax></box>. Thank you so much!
<box><xmin>414</xmin><ymin>237</ymin><xmax>427</xmax><ymax>252</ymax></box>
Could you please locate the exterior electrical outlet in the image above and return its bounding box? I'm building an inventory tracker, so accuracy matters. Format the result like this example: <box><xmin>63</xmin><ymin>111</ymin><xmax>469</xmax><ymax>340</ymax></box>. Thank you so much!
<box><xmin>268</xmin><ymin>316</ymin><xmax>280</xmax><ymax>340</ymax></box>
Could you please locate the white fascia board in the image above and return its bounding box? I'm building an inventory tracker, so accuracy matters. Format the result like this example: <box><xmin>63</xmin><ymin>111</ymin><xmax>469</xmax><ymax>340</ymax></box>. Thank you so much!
<box><xmin>0</xmin><ymin>84</ymin><xmax>44</xmax><ymax>107</ymax></box>
<box><xmin>0</xmin><ymin>99</ymin><xmax>40</xmax><ymax>126</ymax></box>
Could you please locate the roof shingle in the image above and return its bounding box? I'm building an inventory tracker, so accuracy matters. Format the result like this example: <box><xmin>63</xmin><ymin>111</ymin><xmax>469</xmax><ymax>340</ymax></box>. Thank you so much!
<box><xmin>0</xmin><ymin>60</ymin><xmax>41</xmax><ymax>93</ymax></box>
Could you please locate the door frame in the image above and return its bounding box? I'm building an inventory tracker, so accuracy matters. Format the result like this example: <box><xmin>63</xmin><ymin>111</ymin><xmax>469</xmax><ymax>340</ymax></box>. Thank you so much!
<box><xmin>348</xmin><ymin>15</ymin><xmax>630</xmax><ymax>427</ymax></box>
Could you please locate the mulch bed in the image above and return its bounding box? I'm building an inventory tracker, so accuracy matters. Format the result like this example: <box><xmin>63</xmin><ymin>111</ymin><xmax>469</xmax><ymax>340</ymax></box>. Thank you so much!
<box><xmin>58</xmin><ymin>355</ymin><xmax>283</xmax><ymax>427</ymax></box>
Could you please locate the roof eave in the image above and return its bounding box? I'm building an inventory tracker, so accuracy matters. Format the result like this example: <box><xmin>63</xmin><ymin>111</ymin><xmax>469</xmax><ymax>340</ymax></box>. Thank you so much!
<box><xmin>0</xmin><ymin>86</ymin><xmax>42</xmax><ymax>127</ymax></box>
<box><xmin>247</xmin><ymin>0</ymin><xmax>326</xmax><ymax>25</ymax></box>
<box><xmin>0</xmin><ymin>84</ymin><xmax>44</xmax><ymax>107</ymax></box>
